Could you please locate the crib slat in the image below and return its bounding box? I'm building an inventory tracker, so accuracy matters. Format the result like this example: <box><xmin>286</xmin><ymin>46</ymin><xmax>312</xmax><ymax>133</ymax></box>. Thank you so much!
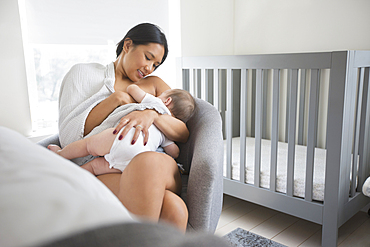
<box><xmin>195</xmin><ymin>69</ymin><xmax>200</xmax><ymax>98</ymax></box>
<box><xmin>305</xmin><ymin>69</ymin><xmax>320</xmax><ymax>201</ymax></box>
<box><xmin>240</xmin><ymin>69</ymin><xmax>248</xmax><ymax>183</ymax></box>
<box><xmin>341</xmin><ymin>64</ymin><xmax>360</xmax><ymax>206</ymax></box>
<box><xmin>201</xmin><ymin>68</ymin><xmax>208</xmax><ymax>101</ymax></box>
<box><xmin>226</xmin><ymin>69</ymin><xmax>233</xmax><ymax>179</ymax></box>
<box><xmin>182</xmin><ymin>69</ymin><xmax>189</xmax><ymax>92</ymax></box>
<box><xmin>220</xmin><ymin>70</ymin><xmax>227</xmax><ymax>113</ymax></box>
<box><xmin>255</xmin><ymin>69</ymin><xmax>263</xmax><ymax>187</ymax></box>
<box><xmin>270</xmin><ymin>69</ymin><xmax>280</xmax><ymax>191</ymax></box>
<box><xmin>359</xmin><ymin>68</ymin><xmax>370</xmax><ymax>186</ymax></box>
<box><xmin>262</xmin><ymin>70</ymin><xmax>268</xmax><ymax>139</ymax></box>
<box><xmin>287</xmin><ymin>69</ymin><xmax>299</xmax><ymax>197</ymax></box>
<box><xmin>351</xmin><ymin>68</ymin><xmax>365</xmax><ymax>196</ymax></box>
<box><xmin>285</xmin><ymin>70</ymin><xmax>291</xmax><ymax>142</ymax></box>
<box><xmin>194</xmin><ymin>69</ymin><xmax>198</xmax><ymax>97</ymax></box>
<box><xmin>365</xmin><ymin>68</ymin><xmax>370</xmax><ymax>179</ymax></box>
<box><xmin>189</xmin><ymin>69</ymin><xmax>194</xmax><ymax>96</ymax></box>
<box><xmin>213</xmin><ymin>69</ymin><xmax>219</xmax><ymax>111</ymax></box>
<box><xmin>298</xmin><ymin>69</ymin><xmax>306</xmax><ymax>145</ymax></box>
<box><xmin>251</xmin><ymin>70</ymin><xmax>256</xmax><ymax>138</ymax></box>
<box><xmin>330</xmin><ymin>52</ymin><xmax>360</xmax><ymax>217</ymax></box>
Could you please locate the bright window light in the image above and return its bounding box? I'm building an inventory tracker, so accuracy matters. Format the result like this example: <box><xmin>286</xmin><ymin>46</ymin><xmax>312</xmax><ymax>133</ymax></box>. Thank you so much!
<box><xmin>30</xmin><ymin>44</ymin><xmax>115</xmax><ymax>133</ymax></box>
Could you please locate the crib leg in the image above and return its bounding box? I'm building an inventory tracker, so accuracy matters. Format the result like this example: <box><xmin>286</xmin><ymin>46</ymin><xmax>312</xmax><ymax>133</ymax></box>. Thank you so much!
<box><xmin>368</xmin><ymin>208</ymin><xmax>370</xmax><ymax>216</ymax></box>
<box><xmin>322</xmin><ymin>221</ymin><xmax>339</xmax><ymax>247</ymax></box>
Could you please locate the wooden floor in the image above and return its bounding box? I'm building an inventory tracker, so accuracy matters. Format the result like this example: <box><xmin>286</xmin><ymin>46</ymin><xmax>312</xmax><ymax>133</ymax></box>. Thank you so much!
<box><xmin>215</xmin><ymin>194</ymin><xmax>370</xmax><ymax>246</ymax></box>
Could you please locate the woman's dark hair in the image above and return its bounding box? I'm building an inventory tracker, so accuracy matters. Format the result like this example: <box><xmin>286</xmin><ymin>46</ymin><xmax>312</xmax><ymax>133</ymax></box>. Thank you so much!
<box><xmin>116</xmin><ymin>23</ymin><xmax>168</xmax><ymax>68</ymax></box>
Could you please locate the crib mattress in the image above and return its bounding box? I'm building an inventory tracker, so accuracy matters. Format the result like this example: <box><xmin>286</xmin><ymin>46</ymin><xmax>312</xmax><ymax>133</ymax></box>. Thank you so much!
<box><xmin>223</xmin><ymin>137</ymin><xmax>326</xmax><ymax>201</ymax></box>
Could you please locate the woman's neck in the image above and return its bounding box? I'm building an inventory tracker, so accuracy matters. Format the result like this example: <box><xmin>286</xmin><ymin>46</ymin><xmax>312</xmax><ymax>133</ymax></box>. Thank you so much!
<box><xmin>113</xmin><ymin>60</ymin><xmax>127</xmax><ymax>79</ymax></box>
<box><xmin>113</xmin><ymin>60</ymin><xmax>133</xmax><ymax>92</ymax></box>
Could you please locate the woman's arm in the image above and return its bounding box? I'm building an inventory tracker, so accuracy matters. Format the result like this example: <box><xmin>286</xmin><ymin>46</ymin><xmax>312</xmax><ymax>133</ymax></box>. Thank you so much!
<box><xmin>114</xmin><ymin>77</ymin><xmax>189</xmax><ymax>143</ymax></box>
<box><xmin>153</xmin><ymin>114</ymin><xmax>189</xmax><ymax>143</ymax></box>
<box><xmin>126</xmin><ymin>83</ymin><xmax>189</xmax><ymax>141</ymax></box>
<box><xmin>113</xmin><ymin>109</ymin><xmax>189</xmax><ymax>145</ymax></box>
<box><xmin>84</xmin><ymin>91</ymin><xmax>134</xmax><ymax>136</ymax></box>
<box><xmin>150</xmin><ymin>76</ymin><xmax>189</xmax><ymax>142</ymax></box>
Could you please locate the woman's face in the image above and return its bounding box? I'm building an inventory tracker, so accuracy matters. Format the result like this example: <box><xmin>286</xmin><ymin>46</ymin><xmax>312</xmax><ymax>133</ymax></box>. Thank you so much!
<box><xmin>116</xmin><ymin>40</ymin><xmax>165</xmax><ymax>82</ymax></box>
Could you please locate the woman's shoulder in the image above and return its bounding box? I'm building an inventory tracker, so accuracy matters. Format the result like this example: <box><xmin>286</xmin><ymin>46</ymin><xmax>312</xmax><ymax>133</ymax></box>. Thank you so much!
<box><xmin>69</xmin><ymin>62</ymin><xmax>107</xmax><ymax>73</ymax></box>
<box><xmin>63</xmin><ymin>62</ymin><xmax>112</xmax><ymax>84</ymax></box>
<box><xmin>60</xmin><ymin>62</ymin><xmax>112</xmax><ymax>96</ymax></box>
<box><xmin>138</xmin><ymin>76</ymin><xmax>170</xmax><ymax>95</ymax></box>
<box><xmin>139</xmin><ymin>75</ymin><xmax>164</xmax><ymax>83</ymax></box>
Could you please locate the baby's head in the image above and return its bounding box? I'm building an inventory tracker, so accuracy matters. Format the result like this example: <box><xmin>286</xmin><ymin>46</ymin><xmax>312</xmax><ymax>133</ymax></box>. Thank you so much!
<box><xmin>159</xmin><ymin>89</ymin><xmax>195</xmax><ymax>123</ymax></box>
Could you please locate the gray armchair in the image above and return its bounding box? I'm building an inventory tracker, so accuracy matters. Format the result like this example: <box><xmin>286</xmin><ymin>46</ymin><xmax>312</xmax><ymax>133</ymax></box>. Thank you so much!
<box><xmin>38</xmin><ymin>97</ymin><xmax>224</xmax><ymax>233</ymax></box>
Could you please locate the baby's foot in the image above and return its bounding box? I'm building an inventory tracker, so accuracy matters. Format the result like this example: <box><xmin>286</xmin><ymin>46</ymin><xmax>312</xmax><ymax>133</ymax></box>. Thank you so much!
<box><xmin>48</xmin><ymin>144</ymin><xmax>62</xmax><ymax>154</ymax></box>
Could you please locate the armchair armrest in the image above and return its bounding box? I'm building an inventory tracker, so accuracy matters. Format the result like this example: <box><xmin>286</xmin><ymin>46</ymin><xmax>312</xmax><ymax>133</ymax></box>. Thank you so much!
<box><xmin>37</xmin><ymin>133</ymin><xmax>60</xmax><ymax>148</ymax></box>
<box><xmin>176</xmin><ymin>98</ymin><xmax>224</xmax><ymax>233</ymax></box>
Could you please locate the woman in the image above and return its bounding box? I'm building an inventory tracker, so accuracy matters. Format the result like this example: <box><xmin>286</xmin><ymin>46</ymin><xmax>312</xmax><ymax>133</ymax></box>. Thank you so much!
<box><xmin>58</xmin><ymin>23</ymin><xmax>189</xmax><ymax>232</ymax></box>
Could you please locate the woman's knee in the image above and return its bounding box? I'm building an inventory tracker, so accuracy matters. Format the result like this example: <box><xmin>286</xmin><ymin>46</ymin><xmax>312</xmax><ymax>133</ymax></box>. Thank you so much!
<box><xmin>129</xmin><ymin>152</ymin><xmax>178</xmax><ymax>174</ymax></box>
<box><xmin>123</xmin><ymin>152</ymin><xmax>181</xmax><ymax>193</ymax></box>
<box><xmin>160</xmin><ymin>190</ymin><xmax>188</xmax><ymax>232</ymax></box>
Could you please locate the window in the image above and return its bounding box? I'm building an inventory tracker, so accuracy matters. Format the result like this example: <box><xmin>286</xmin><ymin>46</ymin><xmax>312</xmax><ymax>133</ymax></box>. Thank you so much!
<box><xmin>21</xmin><ymin>0</ymin><xmax>178</xmax><ymax>135</ymax></box>
<box><xmin>30</xmin><ymin>44</ymin><xmax>115</xmax><ymax>132</ymax></box>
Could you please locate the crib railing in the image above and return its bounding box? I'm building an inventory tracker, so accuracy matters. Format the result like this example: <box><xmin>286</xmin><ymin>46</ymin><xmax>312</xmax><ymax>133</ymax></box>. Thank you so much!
<box><xmin>178</xmin><ymin>51</ymin><xmax>370</xmax><ymax>246</ymax></box>
<box><xmin>182</xmin><ymin>51</ymin><xmax>369</xmax><ymax>201</ymax></box>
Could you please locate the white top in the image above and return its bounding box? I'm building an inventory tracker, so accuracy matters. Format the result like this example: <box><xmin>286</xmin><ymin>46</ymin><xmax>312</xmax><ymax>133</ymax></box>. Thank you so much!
<box><xmin>58</xmin><ymin>63</ymin><xmax>170</xmax><ymax>166</ymax></box>
<box><xmin>59</xmin><ymin>62</ymin><xmax>115</xmax><ymax>148</ymax></box>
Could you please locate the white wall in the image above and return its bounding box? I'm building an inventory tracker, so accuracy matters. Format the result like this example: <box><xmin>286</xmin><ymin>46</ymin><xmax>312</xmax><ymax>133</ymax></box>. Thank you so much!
<box><xmin>0</xmin><ymin>0</ymin><xmax>32</xmax><ymax>136</ymax></box>
<box><xmin>180</xmin><ymin>0</ymin><xmax>234</xmax><ymax>56</ymax></box>
<box><xmin>234</xmin><ymin>0</ymin><xmax>370</xmax><ymax>54</ymax></box>
<box><xmin>180</xmin><ymin>0</ymin><xmax>370</xmax><ymax>55</ymax></box>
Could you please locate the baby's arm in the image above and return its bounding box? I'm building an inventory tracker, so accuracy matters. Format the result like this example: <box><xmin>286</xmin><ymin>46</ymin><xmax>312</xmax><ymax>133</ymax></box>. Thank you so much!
<box><xmin>126</xmin><ymin>84</ymin><xmax>146</xmax><ymax>103</ymax></box>
<box><xmin>163</xmin><ymin>143</ymin><xmax>180</xmax><ymax>159</ymax></box>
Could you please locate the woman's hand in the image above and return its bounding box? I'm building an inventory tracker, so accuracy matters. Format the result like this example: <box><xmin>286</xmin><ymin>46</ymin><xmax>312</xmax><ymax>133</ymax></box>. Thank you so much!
<box><xmin>112</xmin><ymin>91</ymin><xmax>136</xmax><ymax>106</ymax></box>
<box><xmin>113</xmin><ymin>109</ymin><xmax>158</xmax><ymax>145</ymax></box>
<box><xmin>84</xmin><ymin>91</ymin><xmax>135</xmax><ymax>136</ymax></box>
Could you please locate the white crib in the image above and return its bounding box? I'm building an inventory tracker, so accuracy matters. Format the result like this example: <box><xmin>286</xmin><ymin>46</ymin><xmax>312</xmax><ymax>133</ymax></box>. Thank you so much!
<box><xmin>177</xmin><ymin>51</ymin><xmax>370</xmax><ymax>246</ymax></box>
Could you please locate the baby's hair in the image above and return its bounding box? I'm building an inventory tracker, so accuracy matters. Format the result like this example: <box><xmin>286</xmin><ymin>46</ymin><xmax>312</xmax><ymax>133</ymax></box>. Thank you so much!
<box><xmin>166</xmin><ymin>89</ymin><xmax>195</xmax><ymax>123</ymax></box>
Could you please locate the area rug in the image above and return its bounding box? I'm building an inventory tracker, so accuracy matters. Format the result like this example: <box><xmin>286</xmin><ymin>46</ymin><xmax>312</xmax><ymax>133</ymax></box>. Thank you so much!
<box><xmin>223</xmin><ymin>228</ymin><xmax>287</xmax><ymax>247</ymax></box>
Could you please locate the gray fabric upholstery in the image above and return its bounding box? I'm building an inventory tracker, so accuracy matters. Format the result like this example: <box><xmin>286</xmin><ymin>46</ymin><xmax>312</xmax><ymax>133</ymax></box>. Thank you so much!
<box><xmin>40</xmin><ymin>222</ymin><xmax>229</xmax><ymax>247</ymax></box>
<box><xmin>38</xmin><ymin>133</ymin><xmax>60</xmax><ymax>148</ymax></box>
<box><xmin>176</xmin><ymin>98</ymin><xmax>223</xmax><ymax>232</ymax></box>
<box><xmin>38</xmin><ymin>97</ymin><xmax>224</xmax><ymax>233</ymax></box>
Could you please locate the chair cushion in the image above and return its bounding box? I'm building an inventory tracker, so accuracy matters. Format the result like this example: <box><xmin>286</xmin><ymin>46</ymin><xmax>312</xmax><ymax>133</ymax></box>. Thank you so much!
<box><xmin>0</xmin><ymin>126</ymin><xmax>136</xmax><ymax>247</ymax></box>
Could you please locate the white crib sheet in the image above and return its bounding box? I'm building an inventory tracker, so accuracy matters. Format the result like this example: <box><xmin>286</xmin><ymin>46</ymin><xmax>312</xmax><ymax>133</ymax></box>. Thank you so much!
<box><xmin>223</xmin><ymin>137</ymin><xmax>326</xmax><ymax>201</ymax></box>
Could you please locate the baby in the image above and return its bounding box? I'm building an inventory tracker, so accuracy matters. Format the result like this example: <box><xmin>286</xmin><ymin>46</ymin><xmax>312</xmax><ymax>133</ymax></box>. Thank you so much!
<box><xmin>49</xmin><ymin>84</ymin><xmax>195</xmax><ymax>176</ymax></box>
